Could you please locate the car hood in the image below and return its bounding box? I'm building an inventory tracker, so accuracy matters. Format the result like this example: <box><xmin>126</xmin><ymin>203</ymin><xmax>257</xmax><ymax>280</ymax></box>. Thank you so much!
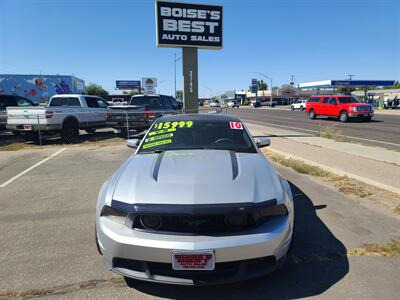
<box><xmin>112</xmin><ymin>150</ymin><xmax>283</xmax><ymax>205</ymax></box>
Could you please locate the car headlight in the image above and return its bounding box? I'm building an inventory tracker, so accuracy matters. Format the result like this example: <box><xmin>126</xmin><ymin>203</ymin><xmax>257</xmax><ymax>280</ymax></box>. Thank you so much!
<box><xmin>100</xmin><ymin>205</ymin><xmax>128</xmax><ymax>224</ymax></box>
<box><xmin>140</xmin><ymin>215</ymin><xmax>163</xmax><ymax>230</ymax></box>
<box><xmin>349</xmin><ymin>107</ymin><xmax>357</xmax><ymax>112</ymax></box>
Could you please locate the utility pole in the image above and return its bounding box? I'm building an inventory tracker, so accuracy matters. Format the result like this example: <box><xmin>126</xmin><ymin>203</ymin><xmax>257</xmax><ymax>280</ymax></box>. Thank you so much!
<box><xmin>290</xmin><ymin>75</ymin><xmax>295</xmax><ymax>85</ymax></box>
<box><xmin>347</xmin><ymin>74</ymin><xmax>355</xmax><ymax>80</ymax></box>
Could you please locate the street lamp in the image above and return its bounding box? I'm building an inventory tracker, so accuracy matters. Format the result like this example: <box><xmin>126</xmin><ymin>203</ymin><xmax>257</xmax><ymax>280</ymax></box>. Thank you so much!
<box><xmin>255</xmin><ymin>72</ymin><xmax>273</xmax><ymax>108</ymax></box>
<box><xmin>174</xmin><ymin>53</ymin><xmax>182</xmax><ymax>99</ymax></box>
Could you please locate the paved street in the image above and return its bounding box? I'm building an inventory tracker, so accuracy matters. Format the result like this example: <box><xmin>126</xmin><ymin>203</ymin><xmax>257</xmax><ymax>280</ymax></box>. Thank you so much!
<box><xmin>229</xmin><ymin>107</ymin><xmax>400</xmax><ymax>151</ymax></box>
<box><xmin>1</xmin><ymin>143</ymin><xmax>399</xmax><ymax>299</ymax></box>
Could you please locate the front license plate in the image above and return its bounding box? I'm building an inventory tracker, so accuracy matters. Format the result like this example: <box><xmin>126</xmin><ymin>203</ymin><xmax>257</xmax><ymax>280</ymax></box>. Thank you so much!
<box><xmin>23</xmin><ymin>124</ymin><xmax>32</xmax><ymax>130</ymax></box>
<box><xmin>172</xmin><ymin>250</ymin><xmax>215</xmax><ymax>271</ymax></box>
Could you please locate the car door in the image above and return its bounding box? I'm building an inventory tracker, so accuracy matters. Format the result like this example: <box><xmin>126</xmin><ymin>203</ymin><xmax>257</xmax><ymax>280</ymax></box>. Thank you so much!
<box><xmin>319</xmin><ymin>97</ymin><xmax>330</xmax><ymax>115</ymax></box>
<box><xmin>327</xmin><ymin>97</ymin><xmax>340</xmax><ymax>117</ymax></box>
<box><xmin>84</xmin><ymin>96</ymin><xmax>101</xmax><ymax>127</ymax></box>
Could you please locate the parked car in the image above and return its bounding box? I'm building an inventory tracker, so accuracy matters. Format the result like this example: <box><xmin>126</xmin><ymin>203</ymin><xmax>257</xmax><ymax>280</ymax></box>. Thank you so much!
<box><xmin>227</xmin><ymin>100</ymin><xmax>240</xmax><ymax>108</ymax></box>
<box><xmin>95</xmin><ymin>113</ymin><xmax>294</xmax><ymax>285</ymax></box>
<box><xmin>107</xmin><ymin>94</ymin><xmax>181</xmax><ymax>137</ymax></box>
<box><xmin>251</xmin><ymin>99</ymin><xmax>261</xmax><ymax>108</ymax></box>
<box><xmin>306</xmin><ymin>95</ymin><xmax>374</xmax><ymax>122</ymax></box>
<box><xmin>209</xmin><ymin>100</ymin><xmax>220</xmax><ymax>108</ymax></box>
<box><xmin>0</xmin><ymin>95</ymin><xmax>37</xmax><ymax>130</ymax></box>
<box><xmin>251</xmin><ymin>99</ymin><xmax>276</xmax><ymax>108</ymax></box>
<box><xmin>290</xmin><ymin>99</ymin><xmax>307</xmax><ymax>111</ymax></box>
<box><xmin>6</xmin><ymin>94</ymin><xmax>109</xmax><ymax>143</ymax></box>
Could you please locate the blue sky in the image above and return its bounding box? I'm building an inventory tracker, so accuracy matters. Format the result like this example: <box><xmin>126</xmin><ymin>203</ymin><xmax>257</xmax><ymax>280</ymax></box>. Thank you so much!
<box><xmin>1</xmin><ymin>0</ymin><xmax>399</xmax><ymax>97</ymax></box>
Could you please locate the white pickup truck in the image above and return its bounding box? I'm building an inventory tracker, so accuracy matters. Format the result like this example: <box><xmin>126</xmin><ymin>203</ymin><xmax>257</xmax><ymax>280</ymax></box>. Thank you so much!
<box><xmin>6</xmin><ymin>94</ymin><xmax>109</xmax><ymax>143</ymax></box>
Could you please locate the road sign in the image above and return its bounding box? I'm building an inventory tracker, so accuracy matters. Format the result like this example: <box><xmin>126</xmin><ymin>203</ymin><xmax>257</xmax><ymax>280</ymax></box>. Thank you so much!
<box><xmin>156</xmin><ymin>0</ymin><xmax>223</xmax><ymax>49</ymax></box>
<box><xmin>116</xmin><ymin>80</ymin><xmax>141</xmax><ymax>89</ymax></box>
<box><xmin>251</xmin><ymin>78</ymin><xmax>258</xmax><ymax>94</ymax></box>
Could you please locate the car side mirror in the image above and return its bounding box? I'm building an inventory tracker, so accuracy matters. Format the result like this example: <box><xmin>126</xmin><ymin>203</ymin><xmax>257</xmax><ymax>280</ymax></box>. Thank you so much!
<box><xmin>127</xmin><ymin>138</ymin><xmax>140</xmax><ymax>149</ymax></box>
<box><xmin>253</xmin><ymin>136</ymin><xmax>271</xmax><ymax>148</ymax></box>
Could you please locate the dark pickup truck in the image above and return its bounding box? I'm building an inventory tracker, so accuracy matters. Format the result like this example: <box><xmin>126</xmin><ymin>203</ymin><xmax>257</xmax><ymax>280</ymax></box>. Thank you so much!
<box><xmin>107</xmin><ymin>94</ymin><xmax>181</xmax><ymax>136</ymax></box>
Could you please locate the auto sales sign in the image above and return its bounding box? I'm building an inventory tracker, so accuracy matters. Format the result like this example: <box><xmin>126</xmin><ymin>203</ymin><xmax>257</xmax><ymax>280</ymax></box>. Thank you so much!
<box><xmin>156</xmin><ymin>0</ymin><xmax>223</xmax><ymax>49</ymax></box>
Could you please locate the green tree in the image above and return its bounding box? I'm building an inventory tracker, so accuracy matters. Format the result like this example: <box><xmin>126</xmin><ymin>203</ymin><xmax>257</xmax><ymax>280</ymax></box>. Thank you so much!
<box><xmin>86</xmin><ymin>83</ymin><xmax>109</xmax><ymax>98</ymax></box>
<box><xmin>175</xmin><ymin>90</ymin><xmax>183</xmax><ymax>100</ymax></box>
<box><xmin>257</xmin><ymin>80</ymin><xmax>268</xmax><ymax>90</ymax></box>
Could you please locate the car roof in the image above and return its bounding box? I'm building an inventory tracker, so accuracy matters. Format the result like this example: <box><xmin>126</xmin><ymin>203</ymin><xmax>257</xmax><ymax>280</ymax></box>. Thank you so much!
<box><xmin>156</xmin><ymin>113</ymin><xmax>242</xmax><ymax>123</ymax></box>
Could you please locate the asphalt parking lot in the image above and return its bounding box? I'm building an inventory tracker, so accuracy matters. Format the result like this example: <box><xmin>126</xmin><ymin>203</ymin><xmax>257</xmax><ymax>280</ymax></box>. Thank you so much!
<box><xmin>1</xmin><ymin>142</ymin><xmax>399</xmax><ymax>299</ymax></box>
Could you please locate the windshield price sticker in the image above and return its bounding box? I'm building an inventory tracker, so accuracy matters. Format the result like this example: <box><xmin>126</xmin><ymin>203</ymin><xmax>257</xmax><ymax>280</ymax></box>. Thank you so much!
<box><xmin>230</xmin><ymin>121</ymin><xmax>243</xmax><ymax>130</ymax></box>
<box><xmin>145</xmin><ymin>133</ymin><xmax>174</xmax><ymax>143</ymax></box>
<box><xmin>154</xmin><ymin>120</ymin><xmax>193</xmax><ymax>130</ymax></box>
<box><xmin>143</xmin><ymin>139</ymin><xmax>173</xmax><ymax>149</ymax></box>
<box><xmin>148</xmin><ymin>128</ymin><xmax>177</xmax><ymax>136</ymax></box>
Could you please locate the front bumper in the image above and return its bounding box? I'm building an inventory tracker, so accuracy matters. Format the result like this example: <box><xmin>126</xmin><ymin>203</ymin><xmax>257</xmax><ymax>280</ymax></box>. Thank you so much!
<box><xmin>348</xmin><ymin>111</ymin><xmax>374</xmax><ymax>118</ymax></box>
<box><xmin>97</xmin><ymin>214</ymin><xmax>292</xmax><ymax>285</ymax></box>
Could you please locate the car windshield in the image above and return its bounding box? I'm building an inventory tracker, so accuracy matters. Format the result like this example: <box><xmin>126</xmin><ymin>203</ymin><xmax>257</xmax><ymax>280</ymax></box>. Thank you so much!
<box><xmin>138</xmin><ymin>118</ymin><xmax>257</xmax><ymax>154</ymax></box>
<box><xmin>339</xmin><ymin>97</ymin><xmax>359</xmax><ymax>104</ymax></box>
<box><xmin>130</xmin><ymin>96</ymin><xmax>164</xmax><ymax>110</ymax></box>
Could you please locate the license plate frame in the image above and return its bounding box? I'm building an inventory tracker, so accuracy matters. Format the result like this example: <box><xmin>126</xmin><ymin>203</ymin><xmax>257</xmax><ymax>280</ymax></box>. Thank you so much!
<box><xmin>172</xmin><ymin>250</ymin><xmax>215</xmax><ymax>271</ymax></box>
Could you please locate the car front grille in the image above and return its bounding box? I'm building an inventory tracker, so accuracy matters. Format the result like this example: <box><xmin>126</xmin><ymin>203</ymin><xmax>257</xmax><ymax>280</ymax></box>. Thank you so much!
<box><xmin>130</xmin><ymin>213</ymin><xmax>284</xmax><ymax>235</ymax></box>
<box><xmin>357</xmin><ymin>106</ymin><xmax>371</xmax><ymax>112</ymax></box>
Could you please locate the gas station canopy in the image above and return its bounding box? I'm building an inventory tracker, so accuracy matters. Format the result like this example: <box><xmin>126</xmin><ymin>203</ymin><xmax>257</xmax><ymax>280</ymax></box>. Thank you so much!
<box><xmin>298</xmin><ymin>80</ymin><xmax>395</xmax><ymax>89</ymax></box>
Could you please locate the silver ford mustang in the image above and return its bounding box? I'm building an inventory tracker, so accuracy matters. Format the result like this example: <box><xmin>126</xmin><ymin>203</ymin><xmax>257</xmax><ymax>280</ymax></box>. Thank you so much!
<box><xmin>96</xmin><ymin>113</ymin><xmax>294</xmax><ymax>285</ymax></box>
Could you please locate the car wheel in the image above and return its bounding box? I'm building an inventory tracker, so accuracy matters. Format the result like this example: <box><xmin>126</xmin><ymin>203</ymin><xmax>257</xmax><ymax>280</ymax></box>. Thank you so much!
<box><xmin>339</xmin><ymin>111</ymin><xmax>348</xmax><ymax>122</ymax></box>
<box><xmin>61</xmin><ymin>119</ymin><xmax>79</xmax><ymax>144</ymax></box>
<box><xmin>118</xmin><ymin>128</ymin><xmax>128</xmax><ymax>138</ymax></box>
<box><xmin>309</xmin><ymin>109</ymin><xmax>316</xmax><ymax>119</ymax></box>
<box><xmin>291</xmin><ymin>105</ymin><xmax>294</xmax><ymax>111</ymax></box>
<box><xmin>363</xmin><ymin>116</ymin><xmax>372</xmax><ymax>122</ymax></box>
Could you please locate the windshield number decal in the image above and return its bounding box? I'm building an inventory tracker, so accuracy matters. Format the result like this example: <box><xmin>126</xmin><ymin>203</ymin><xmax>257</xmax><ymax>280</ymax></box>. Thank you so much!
<box><xmin>155</xmin><ymin>121</ymin><xmax>193</xmax><ymax>130</ymax></box>
<box><xmin>230</xmin><ymin>121</ymin><xmax>243</xmax><ymax>130</ymax></box>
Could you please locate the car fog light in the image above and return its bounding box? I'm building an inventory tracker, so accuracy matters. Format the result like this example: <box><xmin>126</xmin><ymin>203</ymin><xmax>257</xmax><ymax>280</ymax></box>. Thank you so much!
<box><xmin>140</xmin><ymin>215</ymin><xmax>163</xmax><ymax>230</ymax></box>
<box><xmin>224</xmin><ymin>214</ymin><xmax>248</xmax><ymax>228</ymax></box>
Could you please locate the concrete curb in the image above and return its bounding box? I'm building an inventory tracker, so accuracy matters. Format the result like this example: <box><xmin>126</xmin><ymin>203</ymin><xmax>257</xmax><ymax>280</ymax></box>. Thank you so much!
<box><xmin>266</xmin><ymin>147</ymin><xmax>400</xmax><ymax>195</ymax></box>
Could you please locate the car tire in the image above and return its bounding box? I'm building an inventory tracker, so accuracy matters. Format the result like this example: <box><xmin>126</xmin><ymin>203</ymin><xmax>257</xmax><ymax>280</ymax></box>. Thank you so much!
<box><xmin>61</xmin><ymin>119</ymin><xmax>79</xmax><ymax>144</ymax></box>
<box><xmin>309</xmin><ymin>109</ymin><xmax>316</xmax><ymax>119</ymax></box>
<box><xmin>363</xmin><ymin>116</ymin><xmax>372</xmax><ymax>122</ymax></box>
<box><xmin>339</xmin><ymin>111</ymin><xmax>348</xmax><ymax>122</ymax></box>
<box><xmin>291</xmin><ymin>105</ymin><xmax>294</xmax><ymax>111</ymax></box>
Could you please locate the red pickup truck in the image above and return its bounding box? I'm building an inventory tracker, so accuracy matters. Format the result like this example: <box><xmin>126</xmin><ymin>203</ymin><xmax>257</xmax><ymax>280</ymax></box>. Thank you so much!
<box><xmin>306</xmin><ymin>95</ymin><xmax>374</xmax><ymax>122</ymax></box>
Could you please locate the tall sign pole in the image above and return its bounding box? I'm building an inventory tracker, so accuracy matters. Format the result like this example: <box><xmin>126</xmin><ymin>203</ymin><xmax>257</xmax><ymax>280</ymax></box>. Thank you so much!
<box><xmin>182</xmin><ymin>48</ymin><xmax>198</xmax><ymax>113</ymax></box>
<box><xmin>155</xmin><ymin>0</ymin><xmax>223</xmax><ymax>113</ymax></box>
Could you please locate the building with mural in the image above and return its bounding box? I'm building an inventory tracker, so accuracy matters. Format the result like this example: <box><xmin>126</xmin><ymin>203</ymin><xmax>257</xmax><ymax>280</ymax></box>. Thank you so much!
<box><xmin>0</xmin><ymin>74</ymin><xmax>85</xmax><ymax>103</ymax></box>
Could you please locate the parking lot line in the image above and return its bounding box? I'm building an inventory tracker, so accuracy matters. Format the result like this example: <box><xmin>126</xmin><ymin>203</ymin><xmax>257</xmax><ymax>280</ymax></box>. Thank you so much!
<box><xmin>0</xmin><ymin>148</ymin><xmax>66</xmax><ymax>188</ymax></box>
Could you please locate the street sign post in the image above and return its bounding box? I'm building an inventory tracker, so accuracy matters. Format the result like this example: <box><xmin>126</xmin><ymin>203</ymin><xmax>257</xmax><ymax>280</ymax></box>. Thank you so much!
<box><xmin>155</xmin><ymin>0</ymin><xmax>223</xmax><ymax>113</ymax></box>
<box><xmin>251</xmin><ymin>78</ymin><xmax>258</xmax><ymax>96</ymax></box>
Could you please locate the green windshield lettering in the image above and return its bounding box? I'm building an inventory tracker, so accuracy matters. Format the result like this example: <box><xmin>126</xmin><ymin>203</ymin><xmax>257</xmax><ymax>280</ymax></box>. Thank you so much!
<box><xmin>143</xmin><ymin>139</ymin><xmax>172</xmax><ymax>149</ymax></box>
